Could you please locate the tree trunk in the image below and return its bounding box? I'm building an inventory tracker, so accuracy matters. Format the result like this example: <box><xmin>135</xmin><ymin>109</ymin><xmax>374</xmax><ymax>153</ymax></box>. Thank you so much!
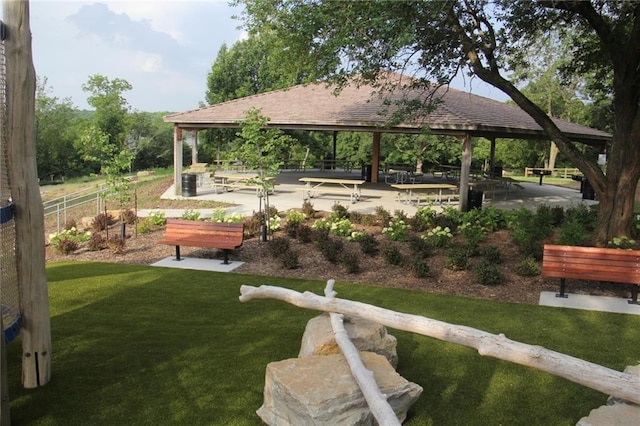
<box><xmin>4</xmin><ymin>0</ymin><xmax>52</xmax><ymax>388</ymax></box>
<box><xmin>240</xmin><ymin>285</ymin><xmax>639</xmax><ymax>405</ymax></box>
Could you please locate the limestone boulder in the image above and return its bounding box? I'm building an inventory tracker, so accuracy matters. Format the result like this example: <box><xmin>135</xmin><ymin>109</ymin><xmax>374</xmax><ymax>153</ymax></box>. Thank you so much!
<box><xmin>257</xmin><ymin>352</ymin><xmax>423</xmax><ymax>425</ymax></box>
<box><xmin>299</xmin><ymin>314</ymin><xmax>398</xmax><ymax>368</ymax></box>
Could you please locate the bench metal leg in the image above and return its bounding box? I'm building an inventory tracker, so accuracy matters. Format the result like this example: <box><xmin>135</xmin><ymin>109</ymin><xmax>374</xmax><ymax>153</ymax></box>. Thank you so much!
<box><xmin>556</xmin><ymin>278</ymin><xmax>568</xmax><ymax>298</ymax></box>
<box><xmin>628</xmin><ymin>285</ymin><xmax>639</xmax><ymax>305</ymax></box>
<box><xmin>222</xmin><ymin>249</ymin><xmax>231</xmax><ymax>265</ymax></box>
<box><xmin>174</xmin><ymin>246</ymin><xmax>182</xmax><ymax>261</ymax></box>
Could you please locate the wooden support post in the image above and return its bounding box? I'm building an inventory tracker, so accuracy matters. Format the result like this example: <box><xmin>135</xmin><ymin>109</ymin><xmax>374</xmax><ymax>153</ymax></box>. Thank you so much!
<box><xmin>372</xmin><ymin>132</ymin><xmax>380</xmax><ymax>183</ymax></box>
<box><xmin>174</xmin><ymin>126</ymin><xmax>183</xmax><ymax>196</ymax></box>
<box><xmin>459</xmin><ymin>133</ymin><xmax>472</xmax><ymax>211</ymax></box>
<box><xmin>4</xmin><ymin>0</ymin><xmax>52</xmax><ymax>388</ymax></box>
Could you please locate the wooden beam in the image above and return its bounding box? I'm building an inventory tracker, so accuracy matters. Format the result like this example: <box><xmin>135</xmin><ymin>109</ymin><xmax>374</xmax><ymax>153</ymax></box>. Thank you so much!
<box><xmin>372</xmin><ymin>132</ymin><xmax>381</xmax><ymax>183</ymax></box>
<box><xmin>458</xmin><ymin>133</ymin><xmax>472</xmax><ymax>211</ymax></box>
<box><xmin>4</xmin><ymin>0</ymin><xmax>52</xmax><ymax>389</ymax></box>
<box><xmin>174</xmin><ymin>126</ymin><xmax>183</xmax><ymax>196</ymax></box>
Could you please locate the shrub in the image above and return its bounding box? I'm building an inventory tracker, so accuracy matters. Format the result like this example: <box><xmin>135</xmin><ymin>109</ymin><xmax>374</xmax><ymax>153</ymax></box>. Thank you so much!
<box><xmin>381</xmin><ymin>244</ymin><xmax>403</xmax><ymax>266</ymax></box>
<box><xmin>268</xmin><ymin>237</ymin><xmax>290</xmax><ymax>258</ymax></box>
<box><xmin>458</xmin><ymin>222</ymin><xmax>486</xmax><ymax>245</ymax></box>
<box><xmin>284</xmin><ymin>221</ymin><xmax>302</xmax><ymax>238</ymax></box>
<box><xmin>64</xmin><ymin>219</ymin><xmax>78</xmax><ymax>231</ymax></box>
<box><xmin>311</xmin><ymin>227</ymin><xmax>331</xmax><ymax>246</ymax></box>
<box><xmin>301</xmin><ymin>200</ymin><xmax>315</xmax><ymax>218</ymax></box>
<box><xmin>423</xmin><ymin>226</ymin><xmax>453</xmax><ymax>248</ymax></box>
<box><xmin>410</xmin><ymin>256</ymin><xmax>430</xmax><ymax>278</ymax></box>
<box><xmin>349</xmin><ymin>211</ymin><xmax>364</xmax><ymax>224</ymax></box>
<box><xmin>514</xmin><ymin>257</ymin><xmax>541</xmax><ymax>276</ymax></box>
<box><xmin>330</xmin><ymin>202</ymin><xmax>349</xmax><ymax>221</ymax></box>
<box><xmin>558</xmin><ymin>217</ymin><xmax>592</xmax><ymax>246</ymax></box>
<box><xmin>280</xmin><ymin>248</ymin><xmax>299</xmax><ymax>269</ymax></box>
<box><xmin>408</xmin><ymin>235</ymin><xmax>431</xmax><ymax>257</ymax></box>
<box><xmin>87</xmin><ymin>233</ymin><xmax>106</xmax><ymax>251</ymax></box>
<box><xmin>359</xmin><ymin>213</ymin><xmax>378</xmax><ymax>227</ymax></box>
<box><xmin>340</xmin><ymin>250</ymin><xmax>360</xmax><ymax>274</ymax></box>
<box><xmin>50</xmin><ymin>227</ymin><xmax>91</xmax><ymax>253</ymax></box>
<box><xmin>382</xmin><ymin>217</ymin><xmax>409</xmax><ymax>241</ymax></box>
<box><xmin>54</xmin><ymin>238</ymin><xmax>79</xmax><ymax>255</ymax></box>
<box><xmin>137</xmin><ymin>218</ymin><xmax>152</xmax><ymax>234</ymax></box>
<box><xmin>508</xmin><ymin>207</ymin><xmax>552</xmax><ymax>260</ymax></box>
<box><xmin>148</xmin><ymin>210</ymin><xmax>166</xmax><ymax>226</ymax></box>
<box><xmin>91</xmin><ymin>213</ymin><xmax>112</xmax><ymax>232</ymax></box>
<box><xmin>353</xmin><ymin>233</ymin><xmax>379</xmax><ymax>255</ymax></box>
<box><xmin>243</xmin><ymin>213</ymin><xmax>262</xmax><ymax>238</ymax></box>
<box><xmin>607</xmin><ymin>236</ymin><xmax>637</xmax><ymax>249</ymax></box>
<box><xmin>181</xmin><ymin>209</ymin><xmax>201</xmax><ymax>221</ymax></box>
<box><xmin>297</xmin><ymin>224</ymin><xmax>313</xmax><ymax>243</ymax></box>
<box><xmin>480</xmin><ymin>245</ymin><xmax>502</xmax><ymax>263</ymax></box>
<box><xmin>319</xmin><ymin>237</ymin><xmax>344</xmax><ymax>263</ymax></box>
<box><xmin>285</xmin><ymin>210</ymin><xmax>307</xmax><ymax>224</ymax></box>
<box><xmin>211</xmin><ymin>208</ymin><xmax>227</xmax><ymax>222</ymax></box>
<box><xmin>121</xmin><ymin>209</ymin><xmax>137</xmax><ymax>225</ymax></box>
<box><xmin>107</xmin><ymin>235</ymin><xmax>126</xmax><ymax>254</ymax></box>
<box><xmin>311</xmin><ymin>218</ymin><xmax>331</xmax><ymax>231</ymax></box>
<box><xmin>268</xmin><ymin>215</ymin><xmax>282</xmax><ymax>232</ymax></box>
<box><xmin>473</xmin><ymin>259</ymin><xmax>504</xmax><ymax>285</ymax></box>
<box><xmin>410</xmin><ymin>206</ymin><xmax>436</xmax><ymax>231</ymax></box>
<box><xmin>374</xmin><ymin>206</ymin><xmax>392</xmax><ymax>226</ymax></box>
<box><xmin>330</xmin><ymin>218</ymin><xmax>353</xmax><ymax>237</ymax></box>
<box><xmin>267</xmin><ymin>205</ymin><xmax>279</xmax><ymax>218</ymax></box>
<box><xmin>445</xmin><ymin>247</ymin><xmax>470</xmax><ymax>271</ymax></box>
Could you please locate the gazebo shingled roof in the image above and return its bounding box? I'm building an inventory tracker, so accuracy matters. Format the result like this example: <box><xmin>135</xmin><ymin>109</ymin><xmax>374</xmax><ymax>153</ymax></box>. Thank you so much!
<box><xmin>164</xmin><ymin>78</ymin><xmax>611</xmax><ymax>144</ymax></box>
<box><xmin>164</xmin><ymin>74</ymin><xmax>611</xmax><ymax>207</ymax></box>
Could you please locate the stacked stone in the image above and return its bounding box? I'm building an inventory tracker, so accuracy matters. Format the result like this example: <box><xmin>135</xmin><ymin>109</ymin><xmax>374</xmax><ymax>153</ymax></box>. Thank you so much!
<box><xmin>257</xmin><ymin>314</ymin><xmax>423</xmax><ymax>425</ymax></box>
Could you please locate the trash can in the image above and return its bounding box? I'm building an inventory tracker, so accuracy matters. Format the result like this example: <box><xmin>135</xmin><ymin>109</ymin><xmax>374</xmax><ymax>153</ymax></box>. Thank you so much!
<box><xmin>467</xmin><ymin>188</ymin><xmax>483</xmax><ymax>211</ymax></box>
<box><xmin>182</xmin><ymin>173</ymin><xmax>197</xmax><ymax>197</ymax></box>
<box><xmin>492</xmin><ymin>166</ymin><xmax>503</xmax><ymax>177</ymax></box>
<box><xmin>361</xmin><ymin>164</ymin><xmax>372</xmax><ymax>182</ymax></box>
<box><xmin>582</xmin><ymin>178</ymin><xmax>595</xmax><ymax>200</ymax></box>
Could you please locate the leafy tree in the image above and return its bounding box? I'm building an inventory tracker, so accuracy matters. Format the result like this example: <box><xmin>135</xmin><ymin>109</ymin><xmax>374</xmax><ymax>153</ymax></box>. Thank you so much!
<box><xmin>81</xmin><ymin>74</ymin><xmax>132</xmax><ymax>148</ymax></box>
<box><xmin>129</xmin><ymin>111</ymin><xmax>175</xmax><ymax>170</ymax></box>
<box><xmin>233</xmin><ymin>108</ymin><xmax>295</xmax><ymax>238</ymax></box>
<box><xmin>236</xmin><ymin>0</ymin><xmax>640</xmax><ymax>244</ymax></box>
<box><xmin>35</xmin><ymin>77</ymin><xmax>86</xmax><ymax>180</ymax></box>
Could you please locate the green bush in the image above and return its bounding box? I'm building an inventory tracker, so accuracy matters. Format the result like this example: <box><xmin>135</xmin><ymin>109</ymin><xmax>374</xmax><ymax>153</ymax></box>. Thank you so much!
<box><xmin>374</xmin><ymin>205</ymin><xmax>392</xmax><ymax>226</ymax></box>
<box><xmin>330</xmin><ymin>202</ymin><xmax>350</xmax><ymax>221</ymax></box>
<box><xmin>50</xmin><ymin>227</ymin><xmax>91</xmax><ymax>253</ymax></box>
<box><xmin>148</xmin><ymin>211</ymin><xmax>166</xmax><ymax>226</ymax></box>
<box><xmin>353</xmin><ymin>233</ymin><xmax>379</xmax><ymax>255</ymax></box>
<box><xmin>473</xmin><ymin>259</ymin><xmax>504</xmax><ymax>285</ymax></box>
<box><xmin>280</xmin><ymin>248</ymin><xmax>299</xmax><ymax>269</ymax></box>
<box><xmin>87</xmin><ymin>233</ymin><xmax>106</xmax><ymax>251</ymax></box>
<box><xmin>107</xmin><ymin>235</ymin><xmax>126</xmax><ymax>254</ymax></box>
<box><xmin>340</xmin><ymin>250</ymin><xmax>360</xmax><ymax>274</ymax></box>
<box><xmin>268</xmin><ymin>237</ymin><xmax>290</xmax><ymax>258</ymax></box>
<box><xmin>181</xmin><ymin>209</ymin><xmax>201</xmax><ymax>221</ymax></box>
<box><xmin>410</xmin><ymin>256</ymin><xmax>430</xmax><ymax>278</ymax></box>
<box><xmin>297</xmin><ymin>224</ymin><xmax>313</xmax><ymax>243</ymax></box>
<box><xmin>480</xmin><ymin>245</ymin><xmax>502</xmax><ymax>263</ymax></box>
<box><xmin>408</xmin><ymin>235</ymin><xmax>432</xmax><ymax>257</ymax></box>
<box><xmin>301</xmin><ymin>200</ymin><xmax>315</xmax><ymax>218</ymax></box>
<box><xmin>411</xmin><ymin>206</ymin><xmax>437</xmax><ymax>231</ymax></box>
<box><xmin>137</xmin><ymin>218</ymin><xmax>153</xmax><ymax>234</ymax></box>
<box><xmin>381</xmin><ymin>244</ymin><xmax>403</xmax><ymax>266</ymax></box>
<box><xmin>445</xmin><ymin>247</ymin><xmax>470</xmax><ymax>271</ymax></box>
<box><xmin>382</xmin><ymin>217</ymin><xmax>409</xmax><ymax>241</ymax></box>
<box><xmin>330</xmin><ymin>218</ymin><xmax>354</xmax><ymax>237</ymax></box>
<box><xmin>423</xmin><ymin>226</ymin><xmax>453</xmax><ymax>248</ymax></box>
<box><xmin>319</xmin><ymin>237</ymin><xmax>344</xmax><ymax>263</ymax></box>
<box><xmin>514</xmin><ymin>257</ymin><xmax>541</xmax><ymax>276</ymax></box>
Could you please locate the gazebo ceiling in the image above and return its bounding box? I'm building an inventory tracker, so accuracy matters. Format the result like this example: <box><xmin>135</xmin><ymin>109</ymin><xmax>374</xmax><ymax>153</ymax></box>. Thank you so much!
<box><xmin>164</xmin><ymin>75</ymin><xmax>611</xmax><ymax>145</ymax></box>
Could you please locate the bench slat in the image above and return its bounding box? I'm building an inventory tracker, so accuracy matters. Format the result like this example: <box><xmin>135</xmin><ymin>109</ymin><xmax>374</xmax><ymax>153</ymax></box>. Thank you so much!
<box><xmin>542</xmin><ymin>244</ymin><xmax>640</xmax><ymax>302</ymax></box>
<box><xmin>158</xmin><ymin>219</ymin><xmax>245</xmax><ymax>263</ymax></box>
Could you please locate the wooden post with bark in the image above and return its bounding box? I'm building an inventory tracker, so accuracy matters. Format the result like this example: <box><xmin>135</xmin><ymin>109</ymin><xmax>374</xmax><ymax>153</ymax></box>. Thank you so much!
<box><xmin>239</xmin><ymin>284</ymin><xmax>639</xmax><ymax>405</ymax></box>
<box><xmin>3</xmin><ymin>0</ymin><xmax>52</xmax><ymax>388</ymax></box>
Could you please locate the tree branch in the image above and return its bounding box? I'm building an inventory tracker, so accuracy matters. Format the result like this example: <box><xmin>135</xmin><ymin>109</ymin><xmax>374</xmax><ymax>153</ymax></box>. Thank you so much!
<box><xmin>239</xmin><ymin>284</ymin><xmax>639</xmax><ymax>405</ymax></box>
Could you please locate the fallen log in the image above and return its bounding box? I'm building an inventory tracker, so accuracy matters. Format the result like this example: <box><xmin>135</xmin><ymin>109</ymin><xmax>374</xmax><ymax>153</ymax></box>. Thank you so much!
<box><xmin>324</xmin><ymin>280</ymin><xmax>401</xmax><ymax>426</ymax></box>
<box><xmin>239</xmin><ymin>284</ymin><xmax>639</xmax><ymax>405</ymax></box>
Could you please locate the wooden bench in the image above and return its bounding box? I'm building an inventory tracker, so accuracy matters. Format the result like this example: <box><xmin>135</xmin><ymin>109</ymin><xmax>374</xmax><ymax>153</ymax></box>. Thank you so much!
<box><xmin>542</xmin><ymin>244</ymin><xmax>640</xmax><ymax>304</ymax></box>
<box><xmin>158</xmin><ymin>219</ymin><xmax>244</xmax><ymax>264</ymax></box>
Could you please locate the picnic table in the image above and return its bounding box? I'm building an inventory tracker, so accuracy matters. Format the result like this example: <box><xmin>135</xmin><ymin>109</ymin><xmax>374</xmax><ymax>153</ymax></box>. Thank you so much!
<box><xmin>469</xmin><ymin>177</ymin><xmax>523</xmax><ymax>200</ymax></box>
<box><xmin>391</xmin><ymin>183</ymin><xmax>458</xmax><ymax>205</ymax></box>
<box><xmin>212</xmin><ymin>173</ymin><xmax>275</xmax><ymax>195</ymax></box>
<box><xmin>385</xmin><ymin>169</ymin><xmax>423</xmax><ymax>184</ymax></box>
<box><xmin>297</xmin><ymin>177</ymin><xmax>365</xmax><ymax>203</ymax></box>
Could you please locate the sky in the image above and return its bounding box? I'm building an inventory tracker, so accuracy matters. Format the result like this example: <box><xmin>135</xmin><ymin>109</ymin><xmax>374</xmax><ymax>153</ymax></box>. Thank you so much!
<box><xmin>15</xmin><ymin>0</ymin><xmax>508</xmax><ymax>113</ymax></box>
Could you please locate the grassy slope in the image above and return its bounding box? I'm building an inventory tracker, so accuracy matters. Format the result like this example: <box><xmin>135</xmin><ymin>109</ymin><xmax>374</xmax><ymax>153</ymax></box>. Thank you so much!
<box><xmin>6</xmin><ymin>262</ymin><xmax>639</xmax><ymax>425</ymax></box>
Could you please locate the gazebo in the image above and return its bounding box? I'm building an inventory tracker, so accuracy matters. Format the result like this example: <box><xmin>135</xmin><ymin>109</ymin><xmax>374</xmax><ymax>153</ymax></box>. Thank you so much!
<box><xmin>164</xmin><ymin>74</ymin><xmax>611</xmax><ymax>210</ymax></box>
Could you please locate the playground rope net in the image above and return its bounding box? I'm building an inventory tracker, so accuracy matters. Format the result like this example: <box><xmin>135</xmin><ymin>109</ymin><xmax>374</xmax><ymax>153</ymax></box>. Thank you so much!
<box><xmin>0</xmin><ymin>26</ymin><xmax>21</xmax><ymax>344</ymax></box>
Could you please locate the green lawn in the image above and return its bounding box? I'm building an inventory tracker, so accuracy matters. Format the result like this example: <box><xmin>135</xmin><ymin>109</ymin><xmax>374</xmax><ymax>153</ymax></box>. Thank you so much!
<box><xmin>6</xmin><ymin>262</ymin><xmax>639</xmax><ymax>425</ymax></box>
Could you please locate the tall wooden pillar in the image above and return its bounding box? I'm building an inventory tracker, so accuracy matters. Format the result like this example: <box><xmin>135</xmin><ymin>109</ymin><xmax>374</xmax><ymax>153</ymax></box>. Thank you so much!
<box><xmin>459</xmin><ymin>133</ymin><xmax>473</xmax><ymax>211</ymax></box>
<box><xmin>4</xmin><ymin>0</ymin><xmax>52</xmax><ymax>390</ymax></box>
<box><xmin>372</xmin><ymin>132</ymin><xmax>381</xmax><ymax>183</ymax></box>
<box><xmin>489</xmin><ymin>137</ymin><xmax>496</xmax><ymax>177</ymax></box>
<box><xmin>191</xmin><ymin>130</ymin><xmax>198</xmax><ymax>165</ymax></box>
<box><xmin>174</xmin><ymin>127</ymin><xmax>183</xmax><ymax>196</ymax></box>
